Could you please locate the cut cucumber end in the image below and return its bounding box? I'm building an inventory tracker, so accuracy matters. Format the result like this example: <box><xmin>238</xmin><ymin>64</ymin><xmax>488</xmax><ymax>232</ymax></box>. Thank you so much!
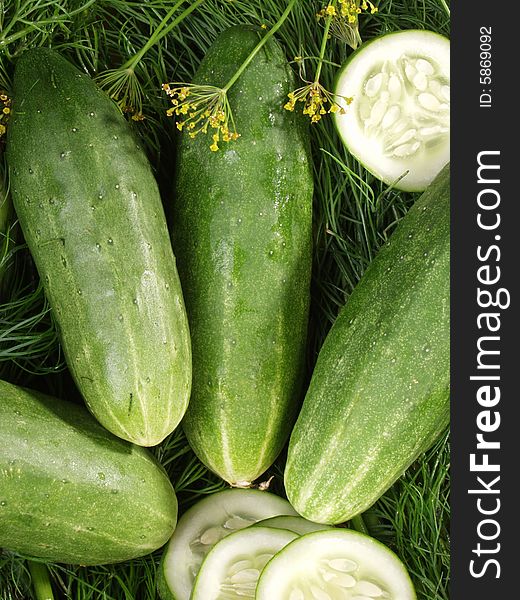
<box><xmin>256</xmin><ymin>529</ymin><xmax>416</xmax><ymax>600</ymax></box>
<box><xmin>157</xmin><ymin>488</ymin><xmax>297</xmax><ymax>600</ymax></box>
<box><xmin>191</xmin><ymin>526</ymin><xmax>298</xmax><ymax>600</ymax></box>
<box><xmin>334</xmin><ymin>29</ymin><xmax>450</xmax><ymax>192</ymax></box>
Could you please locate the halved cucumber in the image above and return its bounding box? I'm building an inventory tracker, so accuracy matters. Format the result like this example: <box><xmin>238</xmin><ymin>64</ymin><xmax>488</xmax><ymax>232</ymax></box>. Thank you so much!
<box><xmin>255</xmin><ymin>515</ymin><xmax>332</xmax><ymax>536</ymax></box>
<box><xmin>157</xmin><ymin>488</ymin><xmax>297</xmax><ymax>600</ymax></box>
<box><xmin>256</xmin><ymin>529</ymin><xmax>416</xmax><ymax>600</ymax></box>
<box><xmin>334</xmin><ymin>30</ymin><xmax>450</xmax><ymax>192</ymax></box>
<box><xmin>192</xmin><ymin>526</ymin><xmax>298</xmax><ymax>599</ymax></box>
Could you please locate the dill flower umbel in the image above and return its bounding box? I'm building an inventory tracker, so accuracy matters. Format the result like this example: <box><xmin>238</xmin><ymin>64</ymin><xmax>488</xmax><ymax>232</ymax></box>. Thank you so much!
<box><xmin>284</xmin><ymin>81</ymin><xmax>351</xmax><ymax>123</ymax></box>
<box><xmin>337</xmin><ymin>0</ymin><xmax>378</xmax><ymax>22</ymax></box>
<box><xmin>96</xmin><ymin>68</ymin><xmax>145</xmax><ymax>122</ymax></box>
<box><xmin>0</xmin><ymin>93</ymin><xmax>11</xmax><ymax>138</ymax></box>
<box><xmin>162</xmin><ymin>83</ymin><xmax>239</xmax><ymax>151</ymax></box>
<box><xmin>318</xmin><ymin>0</ymin><xmax>378</xmax><ymax>49</ymax></box>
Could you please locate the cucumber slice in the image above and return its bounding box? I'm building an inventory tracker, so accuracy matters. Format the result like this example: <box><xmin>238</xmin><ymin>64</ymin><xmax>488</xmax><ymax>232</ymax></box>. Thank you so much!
<box><xmin>256</xmin><ymin>529</ymin><xmax>416</xmax><ymax>600</ymax></box>
<box><xmin>157</xmin><ymin>489</ymin><xmax>297</xmax><ymax>600</ymax></box>
<box><xmin>255</xmin><ymin>515</ymin><xmax>333</xmax><ymax>535</ymax></box>
<box><xmin>192</xmin><ymin>526</ymin><xmax>298</xmax><ymax>599</ymax></box>
<box><xmin>334</xmin><ymin>30</ymin><xmax>450</xmax><ymax>192</ymax></box>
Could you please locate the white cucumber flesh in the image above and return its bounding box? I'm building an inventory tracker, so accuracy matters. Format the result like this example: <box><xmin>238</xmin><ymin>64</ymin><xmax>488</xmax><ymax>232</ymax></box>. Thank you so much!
<box><xmin>334</xmin><ymin>29</ymin><xmax>450</xmax><ymax>192</ymax></box>
<box><xmin>255</xmin><ymin>515</ymin><xmax>333</xmax><ymax>535</ymax></box>
<box><xmin>256</xmin><ymin>529</ymin><xmax>416</xmax><ymax>600</ymax></box>
<box><xmin>158</xmin><ymin>488</ymin><xmax>297</xmax><ymax>600</ymax></box>
<box><xmin>191</xmin><ymin>526</ymin><xmax>298</xmax><ymax>600</ymax></box>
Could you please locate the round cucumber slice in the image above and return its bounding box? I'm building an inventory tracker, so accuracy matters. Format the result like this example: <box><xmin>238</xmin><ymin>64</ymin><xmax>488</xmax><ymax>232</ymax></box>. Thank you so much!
<box><xmin>256</xmin><ymin>529</ymin><xmax>416</xmax><ymax>600</ymax></box>
<box><xmin>255</xmin><ymin>515</ymin><xmax>333</xmax><ymax>535</ymax></box>
<box><xmin>192</xmin><ymin>526</ymin><xmax>298</xmax><ymax>599</ymax></box>
<box><xmin>334</xmin><ymin>29</ymin><xmax>450</xmax><ymax>192</ymax></box>
<box><xmin>157</xmin><ymin>488</ymin><xmax>297</xmax><ymax>600</ymax></box>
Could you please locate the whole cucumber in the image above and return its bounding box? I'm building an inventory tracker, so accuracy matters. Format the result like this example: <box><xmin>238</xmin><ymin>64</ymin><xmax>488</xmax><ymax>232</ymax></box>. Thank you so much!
<box><xmin>172</xmin><ymin>26</ymin><xmax>313</xmax><ymax>485</ymax></box>
<box><xmin>7</xmin><ymin>49</ymin><xmax>191</xmax><ymax>446</ymax></box>
<box><xmin>0</xmin><ymin>379</ymin><xmax>177</xmax><ymax>565</ymax></box>
<box><xmin>285</xmin><ymin>165</ymin><xmax>450</xmax><ymax>524</ymax></box>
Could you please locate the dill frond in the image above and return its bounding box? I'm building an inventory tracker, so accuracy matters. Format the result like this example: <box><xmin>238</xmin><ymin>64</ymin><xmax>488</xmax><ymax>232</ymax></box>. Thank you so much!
<box><xmin>96</xmin><ymin>68</ymin><xmax>145</xmax><ymax>120</ymax></box>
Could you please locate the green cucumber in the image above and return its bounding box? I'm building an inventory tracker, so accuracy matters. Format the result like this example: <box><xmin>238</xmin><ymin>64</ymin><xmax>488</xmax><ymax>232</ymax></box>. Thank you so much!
<box><xmin>334</xmin><ymin>30</ymin><xmax>450</xmax><ymax>192</ymax></box>
<box><xmin>0</xmin><ymin>378</ymin><xmax>177</xmax><ymax>565</ymax></box>
<box><xmin>256</xmin><ymin>529</ymin><xmax>416</xmax><ymax>599</ymax></box>
<box><xmin>7</xmin><ymin>49</ymin><xmax>191</xmax><ymax>446</ymax></box>
<box><xmin>285</xmin><ymin>164</ymin><xmax>450</xmax><ymax>524</ymax></box>
<box><xmin>172</xmin><ymin>26</ymin><xmax>313</xmax><ymax>484</ymax></box>
<box><xmin>157</xmin><ymin>488</ymin><xmax>297</xmax><ymax>600</ymax></box>
<box><xmin>191</xmin><ymin>526</ymin><xmax>298</xmax><ymax>600</ymax></box>
<box><xmin>254</xmin><ymin>515</ymin><xmax>332</xmax><ymax>536</ymax></box>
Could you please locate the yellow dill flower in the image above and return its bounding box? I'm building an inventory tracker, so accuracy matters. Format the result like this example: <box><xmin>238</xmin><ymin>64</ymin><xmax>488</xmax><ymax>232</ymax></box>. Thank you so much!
<box><xmin>325</xmin><ymin>5</ymin><xmax>337</xmax><ymax>16</ymax></box>
<box><xmin>361</xmin><ymin>0</ymin><xmax>378</xmax><ymax>13</ymax></box>
<box><xmin>162</xmin><ymin>83</ymin><xmax>240</xmax><ymax>149</ymax></box>
<box><xmin>0</xmin><ymin>92</ymin><xmax>11</xmax><ymax>138</ymax></box>
<box><xmin>284</xmin><ymin>81</ymin><xmax>351</xmax><ymax>123</ymax></box>
<box><xmin>319</xmin><ymin>0</ymin><xmax>378</xmax><ymax>49</ymax></box>
<box><xmin>210</xmin><ymin>133</ymin><xmax>220</xmax><ymax>152</ymax></box>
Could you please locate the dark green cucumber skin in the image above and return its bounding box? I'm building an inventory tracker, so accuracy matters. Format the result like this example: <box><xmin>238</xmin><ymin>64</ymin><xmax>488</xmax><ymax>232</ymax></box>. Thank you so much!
<box><xmin>285</xmin><ymin>165</ymin><xmax>450</xmax><ymax>524</ymax></box>
<box><xmin>0</xmin><ymin>379</ymin><xmax>177</xmax><ymax>565</ymax></box>
<box><xmin>172</xmin><ymin>27</ymin><xmax>313</xmax><ymax>485</ymax></box>
<box><xmin>7</xmin><ymin>49</ymin><xmax>191</xmax><ymax>446</ymax></box>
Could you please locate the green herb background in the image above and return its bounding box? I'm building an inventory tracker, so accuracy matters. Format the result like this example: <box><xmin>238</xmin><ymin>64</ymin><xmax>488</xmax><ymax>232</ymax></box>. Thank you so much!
<box><xmin>0</xmin><ymin>1</ymin><xmax>450</xmax><ymax>599</ymax></box>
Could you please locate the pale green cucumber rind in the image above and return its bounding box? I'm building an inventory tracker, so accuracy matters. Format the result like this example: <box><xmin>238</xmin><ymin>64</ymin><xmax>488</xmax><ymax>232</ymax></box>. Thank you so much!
<box><xmin>254</xmin><ymin>515</ymin><xmax>333</xmax><ymax>535</ymax></box>
<box><xmin>285</xmin><ymin>164</ymin><xmax>450</xmax><ymax>524</ymax></box>
<box><xmin>333</xmin><ymin>29</ymin><xmax>450</xmax><ymax>192</ymax></box>
<box><xmin>190</xmin><ymin>526</ymin><xmax>298</xmax><ymax>600</ymax></box>
<box><xmin>7</xmin><ymin>48</ymin><xmax>191</xmax><ymax>446</ymax></box>
<box><xmin>0</xmin><ymin>379</ymin><xmax>178</xmax><ymax>565</ymax></box>
<box><xmin>158</xmin><ymin>488</ymin><xmax>297</xmax><ymax>600</ymax></box>
<box><xmin>256</xmin><ymin>529</ymin><xmax>416</xmax><ymax>599</ymax></box>
<box><xmin>174</xmin><ymin>26</ymin><xmax>313</xmax><ymax>483</ymax></box>
<box><xmin>156</xmin><ymin>554</ymin><xmax>177</xmax><ymax>600</ymax></box>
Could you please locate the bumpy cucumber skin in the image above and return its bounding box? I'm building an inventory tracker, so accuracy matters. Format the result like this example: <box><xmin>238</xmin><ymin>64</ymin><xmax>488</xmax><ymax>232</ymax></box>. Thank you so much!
<box><xmin>0</xmin><ymin>379</ymin><xmax>178</xmax><ymax>565</ymax></box>
<box><xmin>7</xmin><ymin>49</ymin><xmax>191</xmax><ymax>446</ymax></box>
<box><xmin>172</xmin><ymin>27</ymin><xmax>313</xmax><ymax>484</ymax></box>
<box><xmin>285</xmin><ymin>165</ymin><xmax>450</xmax><ymax>524</ymax></box>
